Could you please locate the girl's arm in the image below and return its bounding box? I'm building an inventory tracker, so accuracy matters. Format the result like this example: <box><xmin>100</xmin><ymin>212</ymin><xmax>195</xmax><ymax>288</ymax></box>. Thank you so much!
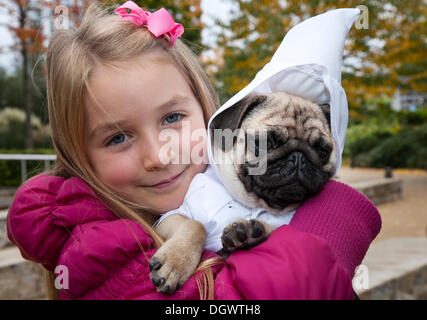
<box><xmin>215</xmin><ymin>180</ymin><xmax>381</xmax><ymax>299</ymax></box>
<box><xmin>6</xmin><ymin>173</ymin><xmax>117</xmax><ymax>272</ymax></box>
<box><xmin>214</xmin><ymin>224</ymin><xmax>354</xmax><ymax>299</ymax></box>
<box><xmin>213</xmin><ymin>179</ymin><xmax>380</xmax><ymax>299</ymax></box>
<box><xmin>289</xmin><ymin>179</ymin><xmax>382</xmax><ymax>278</ymax></box>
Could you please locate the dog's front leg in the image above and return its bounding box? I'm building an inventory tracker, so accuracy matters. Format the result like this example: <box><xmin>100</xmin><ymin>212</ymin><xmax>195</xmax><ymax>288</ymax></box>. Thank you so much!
<box><xmin>150</xmin><ymin>214</ymin><xmax>207</xmax><ymax>294</ymax></box>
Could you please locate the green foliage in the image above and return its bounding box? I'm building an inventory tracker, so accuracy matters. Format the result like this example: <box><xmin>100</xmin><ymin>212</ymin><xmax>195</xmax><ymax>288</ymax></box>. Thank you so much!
<box><xmin>367</xmin><ymin>125</ymin><xmax>427</xmax><ymax>169</ymax></box>
<box><xmin>344</xmin><ymin>108</ymin><xmax>427</xmax><ymax>169</ymax></box>
<box><xmin>0</xmin><ymin>107</ymin><xmax>52</xmax><ymax>149</ymax></box>
<box><xmin>211</xmin><ymin>0</ymin><xmax>427</xmax><ymax>113</ymax></box>
<box><xmin>0</xmin><ymin>149</ymin><xmax>55</xmax><ymax>187</ymax></box>
<box><xmin>397</xmin><ymin>108</ymin><xmax>427</xmax><ymax>126</ymax></box>
<box><xmin>0</xmin><ymin>66</ymin><xmax>48</xmax><ymax>124</ymax></box>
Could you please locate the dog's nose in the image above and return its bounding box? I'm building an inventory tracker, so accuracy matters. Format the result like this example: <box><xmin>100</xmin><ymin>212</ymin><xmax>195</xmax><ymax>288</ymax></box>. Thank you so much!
<box><xmin>288</xmin><ymin>151</ymin><xmax>306</xmax><ymax>169</ymax></box>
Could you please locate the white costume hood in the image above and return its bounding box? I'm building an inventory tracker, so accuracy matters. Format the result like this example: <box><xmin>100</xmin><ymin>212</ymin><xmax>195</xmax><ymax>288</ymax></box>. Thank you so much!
<box><xmin>207</xmin><ymin>8</ymin><xmax>360</xmax><ymax>177</ymax></box>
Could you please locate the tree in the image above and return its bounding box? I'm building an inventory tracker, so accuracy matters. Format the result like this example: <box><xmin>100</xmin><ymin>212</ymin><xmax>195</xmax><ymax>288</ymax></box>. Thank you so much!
<box><xmin>1</xmin><ymin>0</ymin><xmax>47</xmax><ymax>149</ymax></box>
<box><xmin>378</xmin><ymin>0</ymin><xmax>427</xmax><ymax>93</ymax></box>
<box><xmin>210</xmin><ymin>0</ymin><xmax>427</xmax><ymax>121</ymax></box>
<box><xmin>0</xmin><ymin>0</ymin><xmax>99</xmax><ymax>149</ymax></box>
<box><xmin>0</xmin><ymin>67</ymin><xmax>47</xmax><ymax>124</ymax></box>
<box><xmin>342</xmin><ymin>0</ymin><xmax>427</xmax><ymax>120</ymax></box>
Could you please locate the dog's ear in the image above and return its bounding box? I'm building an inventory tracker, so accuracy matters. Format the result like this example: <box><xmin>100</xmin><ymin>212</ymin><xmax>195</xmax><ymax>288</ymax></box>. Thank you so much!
<box><xmin>211</xmin><ymin>95</ymin><xmax>267</xmax><ymax>152</ymax></box>
<box><xmin>210</xmin><ymin>94</ymin><xmax>268</xmax><ymax>151</ymax></box>
<box><xmin>319</xmin><ymin>103</ymin><xmax>331</xmax><ymax>130</ymax></box>
<box><xmin>211</xmin><ymin>94</ymin><xmax>268</xmax><ymax>132</ymax></box>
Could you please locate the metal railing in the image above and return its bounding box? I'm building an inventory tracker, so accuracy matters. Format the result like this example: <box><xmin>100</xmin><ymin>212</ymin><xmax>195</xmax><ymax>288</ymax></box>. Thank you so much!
<box><xmin>0</xmin><ymin>154</ymin><xmax>57</xmax><ymax>183</ymax></box>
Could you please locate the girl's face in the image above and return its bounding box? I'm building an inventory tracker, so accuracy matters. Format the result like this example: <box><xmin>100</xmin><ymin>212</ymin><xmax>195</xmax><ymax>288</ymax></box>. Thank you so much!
<box><xmin>84</xmin><ymin>52</ymin><xmax>208</xmax><ymax>215</ymax></box>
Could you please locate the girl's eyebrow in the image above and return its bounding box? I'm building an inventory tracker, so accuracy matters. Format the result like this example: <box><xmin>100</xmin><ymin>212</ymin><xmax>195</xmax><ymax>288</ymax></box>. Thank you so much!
<box><xmin>89</xmin><ymin>95</ymin><xmax>191</xmax><ymax>139</ymax></box>
<box><xmin>89</xmin><ymin>120</ymin><xmax>130</xmax><ymax>140</ymax></box>
<box><xmin>157</xmin><ymin>95</ymin><xmax>190</xmax><ymax>111</ymax></box>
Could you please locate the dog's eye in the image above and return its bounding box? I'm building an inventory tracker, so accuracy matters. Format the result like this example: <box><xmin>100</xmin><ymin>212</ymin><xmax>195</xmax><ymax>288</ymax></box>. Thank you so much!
<box><xmin>254</xmin><ymin>137</ymin><xmax>277</xmax><ymax>156</ymax></box>
<box><xmin>313</xmin><ymin>138</ymin><xmax>332</xmax><ymax>162</ymax></box>
<box><xmin>267</xmin><ymin>130</ymin><xmax>283</xmax><ymax>150</ymax></box>
<box><xmin>254</xmin><ymin>138</ymin><xmax>266</xmax><ymax>157</ymax></box>
<box><xmin>318</xmin><ymin>148</ymin><xmax>329</xmax><ymax>160</ymax></box>
<box><xmin>266</xmin><ymin>139</ymin><xmax>273</xmax><ymax>150</ymax></box>
<box><xmin>246</xmin><ymin>134</ymin><xmax>267</xmax><ymax>157</ymax></box>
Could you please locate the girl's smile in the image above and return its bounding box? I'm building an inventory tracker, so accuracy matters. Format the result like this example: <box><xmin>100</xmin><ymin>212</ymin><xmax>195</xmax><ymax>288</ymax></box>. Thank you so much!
<box><xmin>141</xmin><ymin>165</ymin><xmax>188</xmax><ymax>190</ymax></box>
<box><xmin>83</xmin><ymin>52</ymin><xmax>208</xmax><ymax>214</ymax></box>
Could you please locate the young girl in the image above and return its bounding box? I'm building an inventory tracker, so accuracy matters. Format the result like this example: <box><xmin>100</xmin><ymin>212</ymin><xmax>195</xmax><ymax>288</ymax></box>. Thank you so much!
<box><xmin>7</xmin><ymin>2</ymin><xmax>380</xmax><ymax>300</ymax></box>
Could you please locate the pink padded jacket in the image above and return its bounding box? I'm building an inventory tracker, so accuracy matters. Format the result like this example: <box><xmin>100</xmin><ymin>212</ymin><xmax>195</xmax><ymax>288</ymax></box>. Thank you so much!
<box><xmin>7</xmin><ymin>173</ymin><xmax>381</xmax><ymax>299</ymax></box>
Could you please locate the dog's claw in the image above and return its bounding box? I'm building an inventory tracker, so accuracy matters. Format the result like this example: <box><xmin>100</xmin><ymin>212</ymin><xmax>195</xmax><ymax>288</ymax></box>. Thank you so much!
<box><xmin>236</xmin><ymin>225</ymin><xmax>248</xmax><ymax>242</ymax></box>
<box><xmin>152</xmin><ymin>276</ymin><xmax>165</xmax><ymax>287</ymax></box>
<box><xmin>222</xmin><ymin>234</ymin><xmax>235</xmax><ymax>248</ymax></box>
<box><xmin>149</xmin><ymin>259</ymin><xmax>162</xmax><ymax>272</ymax></box>
<box><xmin>221</xmin><ymin>219</ymin><xmax>269</xmax><ymax>253</ymax></box>
<box><xmin>149</xmin><ymin>227</ymin><xmax>205</xmax><ymax>295</ymax></box>
<box><xmin>160</xmin><ymin>285</ymin><xmax>171</xmax><ymax>294</ymax></box>
<box><xmin>251</xmin><ymin>220</ymin><xmax>264</xmax><ymax>238</ymax></box>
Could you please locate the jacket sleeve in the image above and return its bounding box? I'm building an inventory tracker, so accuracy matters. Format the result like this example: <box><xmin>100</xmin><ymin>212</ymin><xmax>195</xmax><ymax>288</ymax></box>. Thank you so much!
<box><xmin>290</xmin><ymin>180</ymin><xmax>382</xmax><ymax>277</ymax></box>
<box><xmin>6</xmin><ymin>173</ymin><xmax>118</xmax><ymax>272</ymax></box>
<box><xmin>214</xmin><ymin>225</ymin><xmax>354</xmax><ymax>300</ymax></box>
<box><xmin>6</xmin><ymin>174</ymin><xmax>220</xmax><ymax>300</ymax></box>
<box><xmin>6</xmin><ymin>174</ymin><xmax>166</xmax><ymax>299</ymax></box>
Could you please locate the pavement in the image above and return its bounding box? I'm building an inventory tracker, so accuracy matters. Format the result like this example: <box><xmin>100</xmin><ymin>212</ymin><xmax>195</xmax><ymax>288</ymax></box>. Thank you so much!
<box><xmin>335</xmin><ymin>166</ymin><xmax>427</xmax><ymax>243</ymax></box>
<box><xmin>0</xmin><ymin>187</ymin><xmax>16</xmax><ymax>210</ymax></box>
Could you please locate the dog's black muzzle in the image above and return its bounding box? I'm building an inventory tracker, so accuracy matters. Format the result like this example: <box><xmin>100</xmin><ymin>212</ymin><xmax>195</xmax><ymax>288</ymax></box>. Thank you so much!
<box><xmin>239</xmin><ymin>150</ymin><xmax>331</xmax><ymax>210</ymax></box>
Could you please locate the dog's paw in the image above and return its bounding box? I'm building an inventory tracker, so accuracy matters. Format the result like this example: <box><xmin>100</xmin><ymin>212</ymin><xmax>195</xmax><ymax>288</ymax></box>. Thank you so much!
<box><xmin>221</xmin><ymin>219</ymin><xmax>271</xmax><ymax>254</ymax></box>
<box><xmin>149</xmin><ymin>239</ymin><xmax>200</xmax><ymax>295</ymax></box>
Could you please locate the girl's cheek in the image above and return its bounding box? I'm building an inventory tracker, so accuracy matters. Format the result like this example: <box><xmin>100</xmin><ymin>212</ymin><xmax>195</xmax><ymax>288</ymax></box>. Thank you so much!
<box><xmin>160</xmin><ymin>123</ymin><xmax>207</xmax><ymax>165</ymax></box>
<box><xmin>176</xmin><ymin>122</ymin><xmax>207</xmax><ymax>165</ymax></box>
<box><xmin>159</xmin><ymin>130</ymin><xmax>182</xmax><ymax>164</ymax></box>
<box><xmin>96</xmin><ymin>153</ymin><xmax>138</xmax><ymax>188</ymax></box>
<box><xmin>189</xmin><ymin>130</ymin><xmax>207</xmax><ymax>164</ymax></box>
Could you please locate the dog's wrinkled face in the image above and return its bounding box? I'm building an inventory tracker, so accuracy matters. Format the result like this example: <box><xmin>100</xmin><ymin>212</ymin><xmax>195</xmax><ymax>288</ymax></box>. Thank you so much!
<box><xmin>211</xmin><ymin>92</ymin><xmax>336</xmax><ymax>213</ymax></box>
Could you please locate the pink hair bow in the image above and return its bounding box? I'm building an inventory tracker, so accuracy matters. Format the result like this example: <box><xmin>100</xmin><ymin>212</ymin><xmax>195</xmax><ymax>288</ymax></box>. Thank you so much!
<box><xmin>115</xmin><ymin>1</ymin><xmax>184</xmax><ymax>47</ymax></box>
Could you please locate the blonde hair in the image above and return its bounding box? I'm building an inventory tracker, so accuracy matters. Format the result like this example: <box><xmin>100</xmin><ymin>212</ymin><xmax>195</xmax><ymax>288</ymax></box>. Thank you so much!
<box><xmin>44</xmin><ymin>2</ymin><xmax>221</xmax><ymax>299</ymax></box>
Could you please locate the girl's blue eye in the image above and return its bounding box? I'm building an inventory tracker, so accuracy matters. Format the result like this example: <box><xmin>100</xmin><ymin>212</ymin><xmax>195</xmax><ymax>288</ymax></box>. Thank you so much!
<box><xmin>163</xmin><ymin>113</ymin><xmax>182</xmax><ymax>124</ymax></box>
<box><xmin>108</xmin><ymin>133</ymin><xmax>127</xmax><ymax>146</ymax></box>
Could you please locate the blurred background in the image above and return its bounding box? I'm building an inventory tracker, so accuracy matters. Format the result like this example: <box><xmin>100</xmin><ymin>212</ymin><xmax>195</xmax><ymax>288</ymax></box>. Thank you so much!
<box><xmin>0</xmin><ymin>0</ymin><xmax>425</xmax><ymax>299</ymax></box>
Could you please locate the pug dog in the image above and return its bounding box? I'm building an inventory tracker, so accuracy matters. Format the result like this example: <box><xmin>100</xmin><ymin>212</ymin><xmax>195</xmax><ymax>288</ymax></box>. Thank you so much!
<box><xmin>211</xmin><ymin>91</ymin><xmax>336</xmax><ymax>253</ymax></box>
<box><xmin>150</xmin><ymin>91</ymin><xmax>336</xmax><ymax>294</ymax></box>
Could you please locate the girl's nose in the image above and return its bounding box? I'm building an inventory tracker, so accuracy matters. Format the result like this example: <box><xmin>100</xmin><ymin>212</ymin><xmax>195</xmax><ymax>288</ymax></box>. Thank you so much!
<box><xmin>140</xmin><ymin>135</ymin><xmax>176</xmax><ymax>172</ymax></box>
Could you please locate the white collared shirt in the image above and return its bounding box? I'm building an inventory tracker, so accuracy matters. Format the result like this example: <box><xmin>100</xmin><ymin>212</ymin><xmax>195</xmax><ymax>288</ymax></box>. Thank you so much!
<box><xmin>155</xmin><ymin>165</ymin><xmax>295</xmax><ymax>252</ymax></box>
